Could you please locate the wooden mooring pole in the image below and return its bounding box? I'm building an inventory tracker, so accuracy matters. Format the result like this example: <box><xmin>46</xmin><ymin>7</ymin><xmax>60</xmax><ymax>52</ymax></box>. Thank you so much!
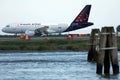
<box><xmin>96</xmin><ymin>27</ymin><xmax>119</xmax><ymax>75</ymax></box>
<box><xmin>87</xmin><ymin>29</ymin><xmax>100</xmax><ymax>62</ymax></box>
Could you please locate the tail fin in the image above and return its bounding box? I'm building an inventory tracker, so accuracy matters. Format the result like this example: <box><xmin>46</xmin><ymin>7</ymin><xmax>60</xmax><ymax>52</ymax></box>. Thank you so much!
<box><xmin>64</xmin><ymin>5</ymin><xmax>93</xmax><ymax>32</ymax></box>
<box><xmin>72</xmin><ymin>5</ymin><xmax>91</xmax><ymax>23</ymax></box>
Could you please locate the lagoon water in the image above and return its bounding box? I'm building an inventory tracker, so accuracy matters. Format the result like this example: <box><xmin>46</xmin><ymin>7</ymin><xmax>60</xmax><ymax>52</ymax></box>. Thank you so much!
<box><xmin>0</xmin><ymin>51</ymin><xmax>120</xmax><ymax>80</ymax></box>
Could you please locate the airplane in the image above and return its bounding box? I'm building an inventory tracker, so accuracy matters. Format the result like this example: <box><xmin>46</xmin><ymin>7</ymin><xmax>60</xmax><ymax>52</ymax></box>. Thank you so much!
<box><xmin>2</xmin><ymin>5</ymin><xmax>93</xmax><ymax>40</ymax></box>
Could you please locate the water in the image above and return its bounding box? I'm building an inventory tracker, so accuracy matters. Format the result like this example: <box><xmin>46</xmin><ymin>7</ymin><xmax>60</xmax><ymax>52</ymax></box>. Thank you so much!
<box><xmin>0</xmin><ymin>51</ymin><xmax>120</xmax><ymax>80</ymax></box>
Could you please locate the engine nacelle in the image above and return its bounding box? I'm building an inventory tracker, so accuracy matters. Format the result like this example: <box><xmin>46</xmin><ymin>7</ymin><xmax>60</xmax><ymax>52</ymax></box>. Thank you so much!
<box><xmin>25</xmin><ymin>30</ymin><xmax>35</xmax><ymax>36</ymax></box>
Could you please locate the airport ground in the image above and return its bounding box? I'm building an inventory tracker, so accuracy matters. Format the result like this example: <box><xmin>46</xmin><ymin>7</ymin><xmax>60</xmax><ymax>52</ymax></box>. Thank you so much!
<box><xmin>0</xmin><ymin>35</ymin><xmax>89</xmax><ymax>51</ymax></box>
<box><xmin>0</xmin><ymin>35</ymin><xmax>120</xmax><ymax>51</ymax></box>
<box><xmin>0</xmin><ymin>35</ymin><xmax>90</xmax><ymax>41</ymax></box>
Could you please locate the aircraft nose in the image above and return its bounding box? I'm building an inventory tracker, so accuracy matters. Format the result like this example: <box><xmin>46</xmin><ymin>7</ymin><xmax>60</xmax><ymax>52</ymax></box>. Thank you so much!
<box><xmin>2</xmin><ymin>27</ymin><xmax>6</xmax><ymax>32</ymax></box>
<box><xmin>2</xmin><ymin>28</ymin><xmax>5</xmax><ymax>32</ymax></box>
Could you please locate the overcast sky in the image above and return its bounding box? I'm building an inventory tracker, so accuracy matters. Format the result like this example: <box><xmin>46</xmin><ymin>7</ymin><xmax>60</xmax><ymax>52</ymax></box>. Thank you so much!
<box><xmin>0</xmin><ymin>0</ymin><xmax>120</xmax><ymax>34</ymax></box>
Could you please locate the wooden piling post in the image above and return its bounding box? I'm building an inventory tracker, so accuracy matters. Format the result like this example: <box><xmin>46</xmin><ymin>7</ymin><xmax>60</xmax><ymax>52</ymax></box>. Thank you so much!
<box><xmin>88</xmin><ymin>29</ymin><xmax>100</xmax><ymax>62</ymax></box>
<box><xmin>96</xmin><ymin>27</ymin><xmax>107</xmax><ymax>74</ymax></box>
<box><xmin>96</xmin><ymin>27</ymin><xmax>119</xmax><ymax>75</ymax></box>
<box><xmin>108</xmin><ymin>27</ymin><xmax>119</xmax><ymax>74</ymax></box>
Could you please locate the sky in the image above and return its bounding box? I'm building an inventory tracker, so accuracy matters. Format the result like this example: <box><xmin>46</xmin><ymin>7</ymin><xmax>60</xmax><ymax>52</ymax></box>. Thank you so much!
<box><xmin>0</xmin><ymin>0</ymin><xmax>120</xmax><ymax>34</ymax></box>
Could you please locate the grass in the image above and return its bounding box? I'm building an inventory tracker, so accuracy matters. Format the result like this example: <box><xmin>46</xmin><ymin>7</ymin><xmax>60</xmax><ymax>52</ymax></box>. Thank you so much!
<box><xmin>1</xmin><ymin>38</ymin><xmax>120</xmax><ymax>51</ymax></box>
<box><xmin>0</xmin><ymin>39</ymin><xmax>89</xmax><ymax>51</ymax></box>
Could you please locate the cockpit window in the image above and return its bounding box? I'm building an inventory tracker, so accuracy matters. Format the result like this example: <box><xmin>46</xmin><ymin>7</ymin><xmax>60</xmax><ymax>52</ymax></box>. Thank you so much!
<box><xmin>6</xmin><ymin>25</ymin><xmax>10</xmax><ymax>27</ymax></box>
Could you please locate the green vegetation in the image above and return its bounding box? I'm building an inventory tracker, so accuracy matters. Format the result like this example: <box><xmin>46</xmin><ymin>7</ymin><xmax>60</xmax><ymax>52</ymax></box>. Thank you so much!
<box><xmin>1</xmin><ymin>37</ymin><xmax>120</xmax><ymax>51</ymax></box>
<box><xmin>0</xmin><ymin>39</ymin><xmax>89</xmax><ymax>51</ymax></box>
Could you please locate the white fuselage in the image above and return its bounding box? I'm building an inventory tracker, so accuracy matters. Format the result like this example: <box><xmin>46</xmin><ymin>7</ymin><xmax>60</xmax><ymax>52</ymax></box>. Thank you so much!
<box><xmin>2</xmin><ymin>23</ymin><xmax>68</xmax><ymax>35</ymax></box>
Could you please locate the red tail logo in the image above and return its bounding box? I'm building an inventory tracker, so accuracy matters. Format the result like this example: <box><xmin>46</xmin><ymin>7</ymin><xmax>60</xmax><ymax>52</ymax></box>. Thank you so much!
<box><xmin>73</xmin><ymin>5</ymin><xmax>91</xmax><ymax>23</ymax></box>
<box><xmin>75</xmin><ymin>13</ymin><xmax>89</xmax><ymax>22</ymax></box>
